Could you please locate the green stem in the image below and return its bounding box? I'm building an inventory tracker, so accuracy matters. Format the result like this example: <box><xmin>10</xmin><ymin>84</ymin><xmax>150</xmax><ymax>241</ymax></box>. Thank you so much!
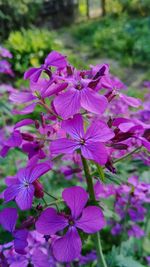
<box><xmin>81</xmin><ymin>155</ymin><xmax>107</xmax><ymax>267</ymax></box>
<box><xmin>113</xmin><ymin>146</ymin><xmax>142</xmax><ymax>164</ymax></box>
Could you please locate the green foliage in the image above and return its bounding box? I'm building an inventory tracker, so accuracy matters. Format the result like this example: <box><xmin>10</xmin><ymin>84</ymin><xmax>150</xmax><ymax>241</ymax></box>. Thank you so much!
<box><xmin>5</xmin><ymin>28</ymin><xmax>63</xmax><ymax>74</ymax></box>
<box><xmin>0</xmin><ymin>0</ymin><xmax>43</xmax><ymax>41</ymax></box>
<box><xmin>106</xmin><ymin>239</ymin><xmax>146</xmax><ymax>267</ymax></box>
<box><xmin>71</xmin><ymin>15</ymin><xmax>150</xmax><ymax>67</ymax></box>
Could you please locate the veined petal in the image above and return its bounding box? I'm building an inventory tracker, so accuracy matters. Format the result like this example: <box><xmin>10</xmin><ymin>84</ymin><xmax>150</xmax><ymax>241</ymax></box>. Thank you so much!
<box><xmin>50</xmin><ymin>138</ymin><xmax>79</xmax><ymax>156</ymax></box>
<box><xmin>0</xmin><ymin>208</ymin><xmax>18</xmax><ymax>232</ymax></box>
<box><xmin>52</xmin><ymin>227</ymin><xmax>82</xmax><ymax>263</ymax></box>
<box><xmin>84</xmin><ymin>120</ymin><xmax>114</xmax><ymax>142</ymax></box>
<box><xmin>62</xmin><ymin>186</ymin><xmax>88</xmax><ymax>219</ymax></box>
<box><xmin>17</xmin><ymin>163</ymin><xmax>51</xmax><ymax>183</ymax></box>
<box><xmin>53</xmin><ymin>89</ymin><xmax>81</xmax><ymax>119</ymax></box>
<box><xmin>24</xmin><ymin>67</ymin><xmax>43</xmax><ymax>82</ymax></box>
<box><xmin>13</xmin><ymin>102</ymin><xmax>37</xmax><ymax>115</ymax></box>
<box><xmin>9</xmin><ymin>91</ymin><xmax>35</xmax><ymax>104</ymax></box>
<box><xmin>45</xmin><ymin>51</ymin><xmax>67</xmax><ymax>68</ymax></box>
<box><xmin>81</xmin><ymin>142</ymin><xmax>108</xmax><ymax>165</ymax></box>
<box><xmin>15</xmin><ymin>184</ymin><xmax>34</xmax><ymax>210</ymax></box>
<box><xmin>120</xmin><ymin>93</ymin><xmax>141</xmax><ymax>108</ymax></box>
<box><xmin>80</xmin><ymin>88</ymin><xmax>107</xmax><ymax>115</ymax></box>
<box><xmin>36</xmin><ymin>208</ymin><xmax>68</xmax><ymax>235</ymax></box>
<box><xmin>4</xmin><ymin>184</ymin><xmax>20</xmax><ymax>203</ymax></box>
<box><xmin>13</xmin><ymin>229</ymin><xmax>28</xmax><ymax>254</ymax></box>
<box><xmin>76</xmin><ymin>206</ymin><xmax>106</xmax><ymax>233</ymax></box>
<box><xmin>62</xmin><ymin>114</ymin><xmax>84</xmax><ymax>140</ymax></box>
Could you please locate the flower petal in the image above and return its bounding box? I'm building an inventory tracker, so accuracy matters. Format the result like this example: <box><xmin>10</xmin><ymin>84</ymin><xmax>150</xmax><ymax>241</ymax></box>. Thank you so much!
<box><xmin>50</xmin><ymin>138</ymin><xmax>79</xmax><ymax>156</ymax></box>
<box><xmin>52</xmin><ymin>227</ymin><xmax>82</xmax><ymax>262</ymax></box>
<box><xmin>53</xmin><ymin>89</ymin><xmax>81</xmax><ymax>119</ymax></box>
<box><xmin>76</xmin><ymin>206</ymin><xmax>106</xmax><ymax>233</ymax></box>
<box><xmin>4</xmin><ymin>184</ymin><xmax>20</xmax><ymax>203</ymax></box>
<box><xmin>0</xmin><ymin>208</ymin><xmax>18</xmax><ymax>232</ymax></box>
<box><xmin>45</xmin><ymin>51</ymin><xmax>67</xmax><ymax>68</ymax></box>
<box><xmin>17</xmin><ymin>163</ymin><xmax>51</xmax><ymax>183</ymax></box>
<box><xmin>81</xmin><ymin>142</ymin><xmax>108</xmax><ymax>165</ymax></box>
<box><xmin>120</xmin><ymin>94</ymin><xmax>141</xmax><ymax>108</ymax></box>
<box><xmin>15</xmin><ymin>184</ymin><xmax>34</xmax><ymax>210</ymax></box>
<box><xmin>13</xmin><ymin>229</ymin><xmax>28</xmax><ymax>254</ymax></box>
<box><xmin>9</xmin><ymin>91</ymin><xmax>35</xmax><ymax>104</ymax></box>
<box><xmin>84</xmin><ymin>120</ymin><xmax>114</xmax><ymax>142</ymax></box>
<box><xmin>24</xmin><ymin>67</ymin><xmax>43</xmax><ymax>82</ymax></box>
<box><xmin>14</xmin><ymin>119</ymin><xmax>34</xmax><ymax>129</ymax></box>
<box><xmin>80</xmin><ymin>88</ymin><xmax>107</xmax><ymax>114</ymax></box>
<box><xmin>62</xmin><ymin>186</ymin><xmax>88</xmax><ymax>219</ymax></box>
<box><xmin>36</xmin><ymin>208</ymin><xmax>68</xmax><ymax>235</ymax></box>
<box><xmin>13</xmin><ymin>102</ymin><xmax>37</xmax><ymax>115</ymax></box>
<box><xmin>62</xmin><ymin>114</ymin><xmax>84</xmax><ymax>140</ymax></box>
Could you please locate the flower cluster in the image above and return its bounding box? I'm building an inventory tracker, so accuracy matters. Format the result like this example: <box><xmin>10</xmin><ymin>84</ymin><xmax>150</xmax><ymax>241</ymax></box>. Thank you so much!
<box><xmin>0</xmin><ymin>50</ymin><xmax>150</xmax><ymax>265</ymax></box>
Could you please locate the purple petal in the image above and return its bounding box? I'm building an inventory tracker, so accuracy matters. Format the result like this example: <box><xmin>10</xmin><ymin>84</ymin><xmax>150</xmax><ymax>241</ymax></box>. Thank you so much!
<box><xmin>15</xmin><ymin>184</ymin><xmax>34</xmax><ymax>210</ymax></box>
<box><xmin>84</xmin><ymin>120</ymin><xmax>114</xmax><ymax>142</ymax></box>
<box><xmin>50</xmin><ymin>138</ymin><xmax>79</xmax><ymax>156</ymax></box>
<box><xmin>17</xmin><ymin>163</ymin><xmax>51</xmax><ymax>183</ymax></box>
<box><xmin>45</xmin><ymin>51</ymin><xmax>67</xmax><ymax>68</ymax></box>
<box><xmin>140</xmin><ymin>137</ymin><xmax>150</xmax><ymax>151</ymax></box>
<box><xmin>24</xmin><ymin>67</ymin><xmax>43</xmax><ymax>82</ymax></box>
<box><xmin>81</xmin><ymin>142</ymin><xmax>108</xmax><ymax>165</ymax></box>
<box><xmin>62</xmin><ymin>186</ymin><xmax>88</xmax><ymax>219</ymax></box>
<box><xmin>53</xmin><ymin>89</ymin><xmax>81</xmax><ymax>119</ymax></box>
<box><xmin>36</xmin><ymin>208</ymin><xmax>68</xmax><ymax>235</ymax></box>
<box><xmin>13</xmin><ymin>102</ymin><xmax>37</xmax><ymax>115</ymax></box>
<box><xmin>9</xmin><ymin>91</ymin><xmax>35</xmax><ymax>104</ymax></box>
<box><xmin>5</xmin><ymin>131</ymin><xmax>22</xmax><ymax>147</ymax></box>
<box><xmin>13</xmin><ymin>229</ymin><xmax>28</xmax><ymax>254</ymax></box>
<box><xmin>120</xmin><ymin>94</ymin><xmax>141</xmax><ymax>108</ymax></box>
<box><xmin>118</xmin><ymin>122</ymin><xmax>135</xmax><ymax>132</ymax></box>
<box><xmin>44</xmin><ymin>82</ymin><xmax>68</xmax><ymax>97</ymax></box>
<box><xmin>4</xmin><ymin>184</ymin><xmax>20</xmax><ymax>203</ymax></box>
<box><xmin>76</xmin><ymin>206</ymin><xmax>106</xmax><ymax>233</ymax></box>
<box><xmin>0</xmin><ymin>145</ymin><xmax>10</xmax><ymax>157</ymax></box>
<box><xmin>62</xmin><ymin>114</ymin><xmax>84</xmax><ymax>140</ymax></box>
<box><xmin>0</xmin><ymin>208</ymin><xmax>18</xmax><ymax>232</ymax></box>
<box><xmin>52</xmin><ymin>227</ymin><xmax>82</xmax><ymax>262</ymax></box>
<box><xmin>80</xmin><ymin>88</ymin><xmax>107</xmax><ymax>114</ymax></box>
<box><xmin>14</xmin><ymin>119</ymin><xmax>34</xmax><ymax>129</ymax></box>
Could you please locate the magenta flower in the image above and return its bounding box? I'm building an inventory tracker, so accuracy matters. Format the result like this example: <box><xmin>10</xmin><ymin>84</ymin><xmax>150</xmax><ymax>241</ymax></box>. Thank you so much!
<box><xmin>50</xmin><ymin>114</ymin><xmax>114</xmax><ymax>165</ymax></box>
<box><xmin>24</xmin><ymin>51</ymin><xmax>67</xmax><ymax>82</ymax></box>
<box><xmin>53</xmin><ymin>72</ymin><xmax>108</xmax><ymax>119</ymax></box>
<box><xmin>36</xmin><ymin>186</ymin><xmax>105</xmax><ymax>262</ymax></box>
<box><xmin>0</xmin><ymin>208</ymin><xmax>28</xmax><ymax>254</ymax></box>
<box><xmin>4</xmin><ymin>163</ymin><xmax>51</xmax><ymax>210</ymax></box>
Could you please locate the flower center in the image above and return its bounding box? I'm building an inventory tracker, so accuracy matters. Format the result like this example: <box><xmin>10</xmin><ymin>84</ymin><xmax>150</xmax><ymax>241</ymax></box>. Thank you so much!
<box><xmin>69</xmin><ymin>219</ymin><xmax>75</xmax><ymax>226</ymax></box>
<box><xmin>80</xmin><ymin>138</ymin><xmax>85</xmax><ymax>145</ymax></box>
<box><xmin>23</xmin><ymin>181</ymin><xmax>30</xmax><ymax>188</ymax></box>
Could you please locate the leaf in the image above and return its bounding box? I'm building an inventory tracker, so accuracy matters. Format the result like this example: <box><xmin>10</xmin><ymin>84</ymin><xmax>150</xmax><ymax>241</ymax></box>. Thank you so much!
<box><xmin>116</xmin><ymin>255</ymin><xmax>145</xmax><ymax>267</ymax></box>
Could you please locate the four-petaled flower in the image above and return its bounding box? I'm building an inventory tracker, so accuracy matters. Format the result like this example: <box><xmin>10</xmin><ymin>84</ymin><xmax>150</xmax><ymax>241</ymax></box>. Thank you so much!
<box><xmin>36</xmin><ymin>186</ymin><xmax>105</xmax><ymax>262</ymax></box>
<box><xmin>50</xmin><ymin>114</ymin><xmax>114</xmax><ymax>165</ymax></box>
<box><xmin>4</xmin><ymin>163</ymin><xmax>51</xmax><ymax>210</ymax></box>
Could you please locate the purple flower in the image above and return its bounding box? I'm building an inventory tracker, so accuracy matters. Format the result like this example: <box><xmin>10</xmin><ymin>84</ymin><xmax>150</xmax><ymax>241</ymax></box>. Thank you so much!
<box><xmin>0</xmin><ymin>46</ymin><xmax>12</xmax><ymax>58</ymax></box>
<box><xmin>0</xmin><ymin>208</ymin><xmax>28</xmax><ymax>254</ymax></box>
<box><xmin>4</xmin><ymin>163</ymin><xmax>51</xmax><ymax>210</ymax></box>
<box><xmin>50</xmin><ymin>114</ymin><xmax>114</xmax><ymax>165</ymax></box>
<box><xmin>128</xmin><ymin>224</ymin><xmax>145</xmax><ymax>238</ymax></box>
<box><xmin>53</xmin><ymin>71</ymin><xmax>108</xmax><ymax>119</ymax></box>
<box><xmin>0</xmin><ymin>130</ymin><xmax>22</xmax><ymax>158</ymax></box>
<box><xmin>24</xmin><ymin>51</ymin><xmax>67</xmax><ymax>82</ymax></box>
<box><xmin>36</xmin><ymin>186</ymin><xmax>106</xmax><ymax>262</ymax></box>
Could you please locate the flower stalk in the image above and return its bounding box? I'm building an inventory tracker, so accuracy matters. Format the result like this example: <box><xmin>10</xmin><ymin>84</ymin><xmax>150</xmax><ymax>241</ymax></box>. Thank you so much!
<box><xmin>81</xmin><ymin>155</ymin><xmax>108</xmax><ymax>267</ymax></box>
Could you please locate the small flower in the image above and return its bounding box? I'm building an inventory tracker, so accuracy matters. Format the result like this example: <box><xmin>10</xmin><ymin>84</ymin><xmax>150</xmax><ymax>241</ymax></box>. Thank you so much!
<box><xmin>36</xmin><ymin>186</ymin><xmax>105</xmax><ymax>262</ymax></box>
<box><xmin>4</xmin><ymin>163</ymin><xmax>51</xmax><ymax>210</ymax></box>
